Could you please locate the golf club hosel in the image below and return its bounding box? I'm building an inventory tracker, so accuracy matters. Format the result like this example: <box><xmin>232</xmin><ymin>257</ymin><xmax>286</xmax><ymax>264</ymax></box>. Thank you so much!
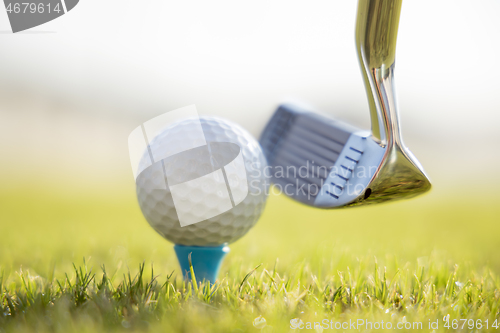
<box><xmin>356</xmin><ymin>0</ymin><xmax>403</xmax><ymax>147</ymax></box>
<box><xmin>354</xmin><ymin>0</ymin><xmax>431</xmax><ymax>204</ymax></box>
<box><xmin>371</xmin><ymin>64</ymin><xmax>404</xmax><ymax>149</ymax></box>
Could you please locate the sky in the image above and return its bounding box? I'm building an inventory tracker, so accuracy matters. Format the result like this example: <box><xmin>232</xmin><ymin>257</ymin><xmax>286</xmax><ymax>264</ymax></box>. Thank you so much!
<box><xmin>0</xmin><ymin>0</ymin><xmax>499</xmax><ymax>190</ymax></box>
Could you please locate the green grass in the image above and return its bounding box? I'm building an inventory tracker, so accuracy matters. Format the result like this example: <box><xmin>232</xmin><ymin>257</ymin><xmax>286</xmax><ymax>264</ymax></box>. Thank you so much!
<box><xmin>1</xmin><ymin>179</ymin><xmax>500</xmax><ymax>332</ymax></box>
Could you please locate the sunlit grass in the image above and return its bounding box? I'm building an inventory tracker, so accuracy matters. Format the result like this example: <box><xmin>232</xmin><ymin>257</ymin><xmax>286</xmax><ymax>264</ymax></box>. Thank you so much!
<box><xmin>1</xmin><ymin>179</ymin><xmax>499</xmax><ymax>332</ymax></box>
<box><xmin>1</xmin><ymin>255</ymin><xmax>499</xmax><ymax>332</ymax></box>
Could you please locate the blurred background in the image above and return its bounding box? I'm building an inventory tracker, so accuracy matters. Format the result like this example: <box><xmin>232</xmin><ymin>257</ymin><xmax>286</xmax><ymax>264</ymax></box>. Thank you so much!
<box><xmin>0</xmin><ymin>0</ymin><xmax>499</xmax><ymax>278</ymax></box>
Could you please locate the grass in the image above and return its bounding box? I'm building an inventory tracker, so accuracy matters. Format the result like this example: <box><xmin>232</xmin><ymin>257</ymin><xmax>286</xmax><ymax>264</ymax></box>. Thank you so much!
<box><xmin>1</xmin><ymin>254</ymin><xmax>500</xmax><ymax>332</ymax></box>
<box><xmin>1</xmin><ymin>178</ymin><xmax>500</xmax><ymax>332</ymax></box>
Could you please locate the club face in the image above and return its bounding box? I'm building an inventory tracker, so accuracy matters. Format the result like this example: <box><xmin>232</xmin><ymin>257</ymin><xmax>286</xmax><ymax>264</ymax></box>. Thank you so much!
<box><xmin>260</xmin><ymin>105</ymin><xmax>430</xmax><ymax>208</ymax></box>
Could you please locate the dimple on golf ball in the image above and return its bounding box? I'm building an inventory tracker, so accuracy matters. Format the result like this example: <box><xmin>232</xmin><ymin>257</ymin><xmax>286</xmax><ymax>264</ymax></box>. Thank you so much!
<box><xmin>135</xmin><ymin>116</ymin><xmax>269</xmax><ymax>246</ymax></box>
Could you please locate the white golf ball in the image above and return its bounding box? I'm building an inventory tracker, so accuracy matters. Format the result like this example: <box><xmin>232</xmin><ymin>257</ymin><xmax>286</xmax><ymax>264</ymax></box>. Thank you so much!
<box><xmin>135</xmin><ymin>116</ymin><xmax>269</xmax><ymax>246</ymax></box>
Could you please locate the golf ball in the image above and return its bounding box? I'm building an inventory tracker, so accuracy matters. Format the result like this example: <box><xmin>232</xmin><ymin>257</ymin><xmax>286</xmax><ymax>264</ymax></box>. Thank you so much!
<box><xmin>136</xmin><ymin>116</ymin><xmax>269</xmax><ymax>246</ymax></box>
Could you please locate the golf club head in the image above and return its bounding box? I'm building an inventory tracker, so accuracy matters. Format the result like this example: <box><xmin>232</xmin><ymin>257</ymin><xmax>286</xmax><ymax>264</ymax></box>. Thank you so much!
<box><xmin>259</xmin><ymin>104</ymin><xmax>430</xmax><ymax>208</ymax></box>
<box><xmin>259</xmin><ymin>0</ymin><xmax>431</xmax><ymax>208</ymax></box>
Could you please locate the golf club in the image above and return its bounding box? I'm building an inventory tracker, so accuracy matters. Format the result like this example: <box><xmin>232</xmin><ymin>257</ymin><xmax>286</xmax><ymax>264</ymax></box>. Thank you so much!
<box><xmin>259</xmin><ymin>0</ymin><xmax>431</xmax><ymax>208</ymax></box>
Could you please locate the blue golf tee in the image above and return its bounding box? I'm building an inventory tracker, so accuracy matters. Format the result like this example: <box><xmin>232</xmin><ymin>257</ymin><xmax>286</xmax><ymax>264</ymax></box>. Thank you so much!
<box><xmin>174</xmin><ymin>244</ymin><xmax>229</xmax><ymax>284</ymax></box>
